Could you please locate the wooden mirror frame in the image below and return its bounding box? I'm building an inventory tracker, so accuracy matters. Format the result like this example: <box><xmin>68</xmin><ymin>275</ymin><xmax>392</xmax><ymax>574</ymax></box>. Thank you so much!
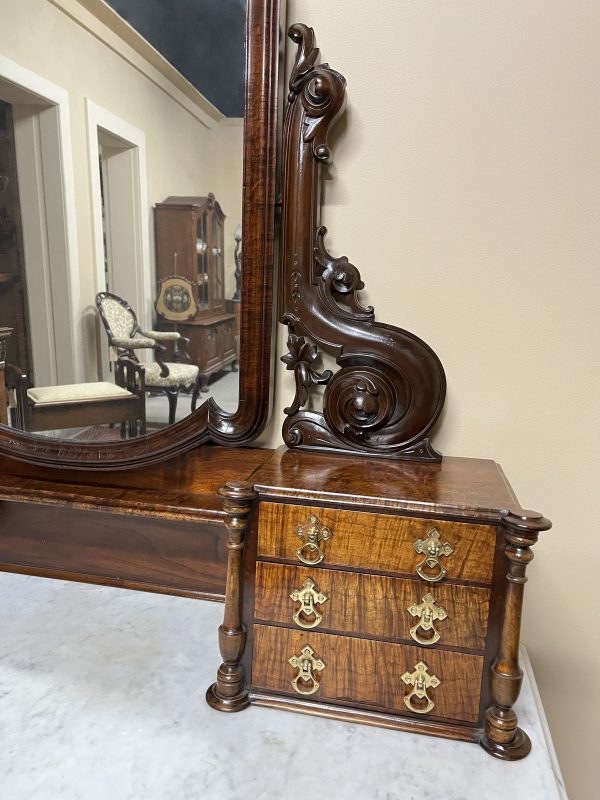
<box><xmin>0</xmin><ymin>0</ymin><xmax>282</xmax><ymax>471</ymax></box>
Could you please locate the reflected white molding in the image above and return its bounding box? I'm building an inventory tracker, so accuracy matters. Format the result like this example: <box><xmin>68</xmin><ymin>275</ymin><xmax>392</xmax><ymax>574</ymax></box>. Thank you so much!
<box><xmin>0</xmin><ymin>55</ymin><xmax>80</xmax><ymax>384</ymax></box>
<box><xmin>50</xmin><ymin>0</ymin><xmax>224</xmax><ymax>128</ymax></box>
<box><xmin>86</xmin><ymin>99</ymin><xmax>151</xmax><ymax>375</ymax></box>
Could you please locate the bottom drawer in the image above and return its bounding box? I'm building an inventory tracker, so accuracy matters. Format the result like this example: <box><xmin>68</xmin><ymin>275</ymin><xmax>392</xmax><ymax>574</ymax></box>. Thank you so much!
<box><xmin>252</xmin><ymin>625</ymin><xmax>484</xmax><ymax>724</ymax></box>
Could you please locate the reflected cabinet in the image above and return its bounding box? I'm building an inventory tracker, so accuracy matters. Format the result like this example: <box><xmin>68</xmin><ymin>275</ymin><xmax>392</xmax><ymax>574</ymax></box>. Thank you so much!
<box><xmin>155</xmin><ymin>196</ymin><xmax>237</xmax><ymax>392</ymax></box>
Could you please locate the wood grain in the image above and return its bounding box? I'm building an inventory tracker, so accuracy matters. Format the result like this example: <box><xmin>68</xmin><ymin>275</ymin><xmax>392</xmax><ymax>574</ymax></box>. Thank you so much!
<box><xmin>254</xmin><ymin>561</ymin><xmax>491</xmax><ymax>650</ymax></box>
<box><xmin>258</xmin><ymin>502</ymin><xmax>497</xmax><ymax>584</ymax></box>
<box><xmin>252</xmin><ymin>624</ymin><xmax>484</xmax><ymax>723</ymax></box>
<box><xmin>0</xmin><ymin>446</ymin><xmax>273</xmax><ymax>522</ymax></box>
<box><xmin>0</xmin><ymin>500</ymin><xmax>227</xmax><ymax>598</ymax></box>
<box><xmin>252</xmin><ymin>450</ymin><xmax>521</xmax><ymax>521</ymax></box>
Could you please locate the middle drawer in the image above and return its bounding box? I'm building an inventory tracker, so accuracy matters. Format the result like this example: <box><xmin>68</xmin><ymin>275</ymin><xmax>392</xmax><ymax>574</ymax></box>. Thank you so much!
<box><xmin>255</xmin><ymin>561</ymin><xmax>490</xmax><ymax>651</ymax></box>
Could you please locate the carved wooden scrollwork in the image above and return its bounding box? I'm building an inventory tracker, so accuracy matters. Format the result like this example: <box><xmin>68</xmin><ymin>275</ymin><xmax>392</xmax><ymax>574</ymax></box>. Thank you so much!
<box><xmin>279</xmin><ymin>24</ymin><xmax>446</xmax><ymax>462</ymax></box>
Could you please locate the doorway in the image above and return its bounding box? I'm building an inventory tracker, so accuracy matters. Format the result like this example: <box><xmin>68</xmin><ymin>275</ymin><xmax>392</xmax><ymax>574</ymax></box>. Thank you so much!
<box><xmin>0</xmin><ymin>100</ymin><xmax>32</xmax><ymax>381</ymax></box>
<box><xmin>86</xmin><ymin>101</ymin><xmax>150</xmax><ymax>379</ymax></box>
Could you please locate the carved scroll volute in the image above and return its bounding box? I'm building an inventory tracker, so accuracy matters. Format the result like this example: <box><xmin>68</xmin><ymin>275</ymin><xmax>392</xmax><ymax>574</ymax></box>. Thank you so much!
<box><xmin>280</xmin><ymin>24</ymin><xmax>446</xmax><ymax>461</ymax></box>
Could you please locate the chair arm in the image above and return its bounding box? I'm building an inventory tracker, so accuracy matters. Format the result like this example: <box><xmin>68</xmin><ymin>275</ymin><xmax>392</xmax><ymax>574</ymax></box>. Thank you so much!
<box><xmin>115</xmin><ymin>356</ymin><xmax>146</xmax><ymax>396</ymax></box>
<box><xmin>4</xmin><ymin>362</ymin><xmax>29</xmax><ymax>388</ymax></box>
<box><xmin>4</xmin><ymin>363</ymin><xmax>29</xmax><ymax>430</ymax></box>
<box><xmin>140</xmin><ymin>329</ymin><xmax>181</xmax><ymax>342</ymax></box>
<box><xmin>112</xmin><ymin>335</ymin><xmax>156</xmax><ymax>349</ymax></box>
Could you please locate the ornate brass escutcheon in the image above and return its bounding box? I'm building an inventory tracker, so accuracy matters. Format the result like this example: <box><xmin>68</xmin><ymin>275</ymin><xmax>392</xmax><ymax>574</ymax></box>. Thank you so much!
<box><xmin>401</xmin><ymin>661</ymin><xmax>441</xmax><ymax>715</ymax></box>
<box><xmin>407</xmin><ymin>593</ymin><xmax>448</xmax><ymax>645</ymax></box>
<box><xmin>295</xmin><ymin>514</ymin><xmax>333</xmax><ymax>565</ymax></box>
<box><xmin>289</xmin><ymin>644</ymin><xmax>326</xmax><ymax>696</ymax></box>
<box><xmin>290</xmin><ymin>578</ymin><xmax>328</xmax><ymax>629</ymax></box>
<box><xmin>413</xmin><ymin>528</ymin><xmax>454</xmax><ymax>582</ymax></box>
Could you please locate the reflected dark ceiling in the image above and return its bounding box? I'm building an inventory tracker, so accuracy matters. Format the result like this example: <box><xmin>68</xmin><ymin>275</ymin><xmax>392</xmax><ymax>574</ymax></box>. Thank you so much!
<box><xmin>105</xmin><ymin>0</ymin><xmax>245</xmax><ymax>117</ymax></box>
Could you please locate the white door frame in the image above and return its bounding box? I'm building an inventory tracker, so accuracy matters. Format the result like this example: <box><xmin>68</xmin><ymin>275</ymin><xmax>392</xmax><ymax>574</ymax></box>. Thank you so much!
<box><xmin>0</xmin><ymin>55</ymin><xmax>80</xmax><ymax>385</ymax></box>
<box><xmin>86</xmin><ymin>100</ymin><xmax>151</xmax><ymax>328</ymax></box>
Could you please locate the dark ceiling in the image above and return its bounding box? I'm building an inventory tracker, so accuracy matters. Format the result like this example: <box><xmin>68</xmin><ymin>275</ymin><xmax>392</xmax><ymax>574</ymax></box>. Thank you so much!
<box><xmin>105</xmin><ymin>0</ymin><xmax>245</xmax><ymax>117</ymax></box>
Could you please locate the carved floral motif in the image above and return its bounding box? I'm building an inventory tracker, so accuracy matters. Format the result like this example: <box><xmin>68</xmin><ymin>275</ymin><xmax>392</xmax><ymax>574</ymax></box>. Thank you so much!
<box><xmin>281</xmin><ymin>333</ymin><xmax>332</xmax><ymax>416</ymax></box>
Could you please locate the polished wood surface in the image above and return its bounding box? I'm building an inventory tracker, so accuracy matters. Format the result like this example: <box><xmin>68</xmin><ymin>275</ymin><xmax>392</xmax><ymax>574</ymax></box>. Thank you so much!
<box><xmin>482</xmin><ymin>511</ymin><xmax>552</xmax><ymax>760</ymax></box>
<box><xmin>0</xmin><ymin>501</ymin><xmax>226</xmax><ymax>600</ymax></box>
<box><xmin>210</xmin><ymin>446</ymin><xmax>549</xmax><ymax>758</ymax></box>
<box><xmin>258</xmin><ymin>502</ymin><xmax>497</xmax><ymax>584</ymax></box>
<box><xmin>252</xmin><ymin>624</ymin><xmax>484</xmax><ymax>724</ymax></box>
<box><xmin>254</xmin><ymin>561</ymin><xmax>491</xmax><ymax>650</ymax></box>
<box><xmin>279</xmin><ymin>26</ymin><xmax>445</xmax><ymax>461</ymax></box>
<box><xmin>0</xmin><ymin>446</ymin><xmax>272</xmax><ymax>520</ymax></box>
<box><xmin>249</xmin><ymin>691</ymin><xmax>481</xmax><ymax>742</ymax></box>
<box><xmin>252</xmin><ymin>448</ymin><xmax>521</xmax><ymax>520</ymax></box>
<box><xmin>0</xmin><ymin>446</ymin><xmax>273</xmax><ymax>598</ymax></box>
<box><xmin>207</xmin><ymin>481</ymin><xmax>257</xmax><ymax>711</ymax></box>
<box><xmin>0</xmin><ymin>0</ymin><xmax>283</xmax><ymax>469</ymax></box>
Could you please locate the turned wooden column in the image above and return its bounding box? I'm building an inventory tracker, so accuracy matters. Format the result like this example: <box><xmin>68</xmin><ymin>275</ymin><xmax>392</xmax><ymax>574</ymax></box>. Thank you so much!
<box><xmin>481</xmin><ymin>510</ymin><xmax>551</xmax><ymax>760</ymax></box>
<box><xmin>206</xmin><ymin>480</ymin><xmax>256</xmax><ymax>712</ymax></box>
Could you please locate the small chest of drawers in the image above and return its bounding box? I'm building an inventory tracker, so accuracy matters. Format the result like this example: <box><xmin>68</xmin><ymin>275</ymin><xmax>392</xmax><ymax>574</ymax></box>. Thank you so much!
<box><xmin>207</xmin><ymin>450</ymin><xmax>550</xmax><ymax>761</ymax></box>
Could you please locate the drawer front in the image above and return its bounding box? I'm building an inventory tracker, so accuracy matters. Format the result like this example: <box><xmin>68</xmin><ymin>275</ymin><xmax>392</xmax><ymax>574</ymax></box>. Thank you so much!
<box><xmin>219</xmin><ymin>319</ymin><xmax>236</xmax><ymax>359</ymax></box>
<box><xmin>258</xmin><ymin>503</ymin><xmax>496</xmax><ymax>584</ymax></box>
<box><xmin>252</xmin><ymin>624</ymin><xmax>484</xmax><ymax>724</ymax></box>
<box><xmin>254</xmin><ymin>562</ymin><xmax>490</xmax><ymax>651</ymax></box>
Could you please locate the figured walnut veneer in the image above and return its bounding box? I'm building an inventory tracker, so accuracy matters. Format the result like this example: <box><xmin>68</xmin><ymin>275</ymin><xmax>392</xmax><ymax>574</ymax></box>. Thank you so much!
<box><xmin>254</xmin><ymin>562</ymin><xmax>491</xmax><ymax>651</ymax></box>
<box><xmin>209</xmin><ymin>448</ymin><xmax>551</xmax><ymax>761</ymax></box>
<box><xmin>252</xmin><ymin>625</ymin><xmax>485</xmax><ymax>724</ymax></box>
<box><xmin>0</xmin><ymin>446</ymin><xmax>273</xmax><ymax>599</ymax></box>
<box><xmin>258</xmin><ymin>503</ymin><xmax>496</xmax><ymax>585</ymax></box>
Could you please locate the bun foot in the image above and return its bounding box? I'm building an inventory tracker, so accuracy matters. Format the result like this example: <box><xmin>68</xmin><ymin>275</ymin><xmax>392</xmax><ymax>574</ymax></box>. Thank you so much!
<box><xmin>480</xmin><ymin>726</ymin><xmax>531</xmax><ymax>761</ymax></box>
<box><xmin>206</xmin><ymin>682</ymin><xmax>249</xmax><ymax>712</ymax></box>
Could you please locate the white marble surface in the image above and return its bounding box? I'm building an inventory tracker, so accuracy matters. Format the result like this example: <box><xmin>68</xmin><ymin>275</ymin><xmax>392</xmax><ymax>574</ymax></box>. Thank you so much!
<box><xmin>0</xmin><ymin>573</ymin><xmax>567</xmax><ymax>799</ymax></box>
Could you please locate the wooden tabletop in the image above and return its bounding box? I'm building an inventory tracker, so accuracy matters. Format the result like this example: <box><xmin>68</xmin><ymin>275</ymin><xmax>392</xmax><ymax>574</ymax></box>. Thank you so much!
<box><xmin>252</xmin><ymin>448</ymin><xmax>522</xmax><ymax>521</ymax></box>
<box><xmin>0</xmin><ymin>446</ymin><xmax>274</xmax><ymax>522</ymax></box>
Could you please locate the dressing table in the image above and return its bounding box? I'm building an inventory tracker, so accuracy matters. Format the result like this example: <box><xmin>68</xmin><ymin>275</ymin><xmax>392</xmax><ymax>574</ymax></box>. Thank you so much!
<box><xmin>0</xmin><ymin>0</ymin><xmax>549</xmax><ymax>765</ymax></box>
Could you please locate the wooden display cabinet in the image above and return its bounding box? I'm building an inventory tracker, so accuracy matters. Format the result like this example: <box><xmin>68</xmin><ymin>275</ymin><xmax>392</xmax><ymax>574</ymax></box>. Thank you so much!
<box><xmin>155</xmin><ymin>195</ymin><xmax>237</xmax><ymax>391</ymax></box>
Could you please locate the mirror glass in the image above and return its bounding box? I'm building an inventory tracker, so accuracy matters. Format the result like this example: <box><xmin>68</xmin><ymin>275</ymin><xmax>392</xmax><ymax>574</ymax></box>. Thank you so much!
<box><xmin>0</xmin><ymin>0</ymin><xmax>245</xmax><ymax>443</ymax></box>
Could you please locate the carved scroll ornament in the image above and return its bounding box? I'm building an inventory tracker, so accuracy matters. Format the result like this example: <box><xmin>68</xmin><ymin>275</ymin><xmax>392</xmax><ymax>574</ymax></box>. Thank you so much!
<box><xmin>279</xmin><ymin>24</ymin><xmax>446</xmax><ymax>461</ymax></box>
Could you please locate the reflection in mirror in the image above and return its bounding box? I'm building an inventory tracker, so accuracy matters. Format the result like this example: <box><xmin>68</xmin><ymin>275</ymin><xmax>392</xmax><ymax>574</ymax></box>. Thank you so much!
<box><xmin>0</xmin><ymin>0</ymin><xmax>245</xmax><ymax>443</ymax></box>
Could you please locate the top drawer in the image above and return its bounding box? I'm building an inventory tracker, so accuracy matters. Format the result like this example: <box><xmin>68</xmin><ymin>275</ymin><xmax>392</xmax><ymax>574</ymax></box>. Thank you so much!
<box><xmin>258</xmin><ymin>503</ymin><xmax>497</xmax><ymax>585</ymax></box>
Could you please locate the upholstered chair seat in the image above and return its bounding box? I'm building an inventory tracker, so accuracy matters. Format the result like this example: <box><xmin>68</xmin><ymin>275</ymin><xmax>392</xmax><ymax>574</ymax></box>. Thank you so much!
<box><xmin>143</xmin><ymin>362</ymin><xmax>199</xmax><ymax>389</ymax></box>
<box><xmin>96</xmin><ymin>292</ymin><xmax>202</xmax><ymax>426</ymax></box>
<box><xmin>27</xmin><ymin>382</ymin><xmax>133</xmax><ymax>405</ymax></box>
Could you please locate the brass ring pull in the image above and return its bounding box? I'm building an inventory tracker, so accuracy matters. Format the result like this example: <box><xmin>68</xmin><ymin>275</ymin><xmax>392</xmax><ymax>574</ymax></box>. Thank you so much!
<box><xmin>401</xmin><ymin>661</ymin><xmax>441</xmax><ymax>715</ymax></box>
<box><xmin>291</xmin><ymin>578</ymin><xmax>328</xmax><ymax>629</ymax></box>
<box><xmin>289</xmin><ymin>645</ymin><xmax>326</xmax><ymax>696</ymax></box>
<box><xmin>296</xmin><ymin>541</ymin><xmax>325</xmax><ymax>566</ymax></box>
<box><xmin>295</xmin><ymin>514</ymin><xmax>333</xmax><ymax>566</ymax></box>
<box><xmin>407</xmin><ymin>593</ymin><xmax>447</xmax><ymax>646</ymax></box>
<box><xmin>413</xmin><ymin>528</ymin><xmax>453</xmax><ymax>582</ymax></box>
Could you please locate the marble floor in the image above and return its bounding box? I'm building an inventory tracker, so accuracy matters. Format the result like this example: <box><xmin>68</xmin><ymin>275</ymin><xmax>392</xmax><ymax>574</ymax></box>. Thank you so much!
<box><xmin>0</xmin><ymin>573</ymin><xmax>567</xmax><ymax>800</ymax></box>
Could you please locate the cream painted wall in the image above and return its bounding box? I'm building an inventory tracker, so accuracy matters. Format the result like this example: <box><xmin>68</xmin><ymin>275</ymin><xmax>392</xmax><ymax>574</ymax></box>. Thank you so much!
<box><xmin>260</xmin><ymin>2</ymin><xmax>599</xmax><ymax>797</ymax></box>
<box><xmin>0</xmin><ymin>0</ymin><xmax>243</xmax><ymax>381</ymax></box>
<box><xmin>220</xmin><ymin>119</ymin><xmax>244</xmax><ymax>300</ymax></box>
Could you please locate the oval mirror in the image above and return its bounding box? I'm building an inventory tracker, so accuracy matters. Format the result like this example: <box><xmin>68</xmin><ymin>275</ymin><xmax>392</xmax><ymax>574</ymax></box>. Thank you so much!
<box><xmin>0</xmin><ymin>0</ymin><xmax>281</xmax><ymax>469</ymax></box>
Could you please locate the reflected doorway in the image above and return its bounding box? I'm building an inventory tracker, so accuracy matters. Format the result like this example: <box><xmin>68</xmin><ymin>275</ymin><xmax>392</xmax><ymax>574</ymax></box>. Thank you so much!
<box><xmin>0</xmin><ymin>100</ymin><xmax>32</xmax><ymax>382</ymax></box>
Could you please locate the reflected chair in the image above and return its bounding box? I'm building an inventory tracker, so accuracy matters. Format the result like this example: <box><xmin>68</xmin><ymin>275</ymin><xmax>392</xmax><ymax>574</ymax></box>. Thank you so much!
<box><xmin>5</xmin><ymin>360</ymin><xmax>145</xmax><ymax>437</ymax></box>
<box><xmin>96</xmin><ymin>292</ymin><xmax>201</xmax><ymax>424</ymax></box>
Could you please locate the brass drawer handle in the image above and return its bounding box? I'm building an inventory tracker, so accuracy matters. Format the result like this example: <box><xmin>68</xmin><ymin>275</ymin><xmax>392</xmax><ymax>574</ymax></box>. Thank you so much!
<box><xmin>295</xmin><ymin>514</ymin><xmax>333</xmax><ymax>565</ymax></box>
<box><xmin>401</xmin><ymin>661</ymin><xmax>441</xmax><ymax>715</ymax></box>
<box><xmin>407</xmin><ymin>593</ymin><xmax>447</xmax><ymax>645</ymax></box>
<box><xmin>291</xmin><ymin>578</ymin><xmax>328</xmax><ymax>629</ymax></box>
<box><xmin>413</xmin><ymin>528</ymin><xmax>453</xmax><ymax>582</ymax></box>
<box><xmin>289</xmin><ymin>645</ymin><xmax>326</xmax><ymax>696</ymax></box>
